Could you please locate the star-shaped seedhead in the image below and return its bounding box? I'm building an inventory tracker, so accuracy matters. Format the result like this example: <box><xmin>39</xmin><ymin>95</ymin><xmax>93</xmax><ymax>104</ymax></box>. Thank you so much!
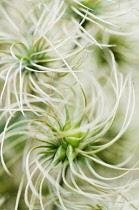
<box><xmin>0</xmin><ymin>0</ymin><xmax>86</xmax><ymax>116</ymax></box>
<box><xmin>1</xmin><ymin>52</ymin><xmax>136</xmax><ymax>209</ymax></box>
<box><xmin>23</xmin><ymin>67</ymin><xmax>136</xmax><ymax>209</ymax></box>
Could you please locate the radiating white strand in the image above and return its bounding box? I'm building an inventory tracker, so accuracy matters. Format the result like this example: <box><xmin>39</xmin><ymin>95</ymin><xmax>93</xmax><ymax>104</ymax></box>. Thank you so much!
<box><xmin>19</xmin><ymin>58</ymin><xmax>26</xmax><ymax>116</ymax></box>
<box><xmin>14</xmin><ymin>174</ymin><xmax>25</xmax><ymax>210</ymax></box>
<box><xmin>82</xmin><ymin>153</ymin><xmax>139</xmax><ymax>172</ymax></box>
<box><xmin>71</xmin><ymin>6</ymin><xmax>105</xmax><ymax>30</ymax></box>
<box><xmin>23</xmin><ymin>74</ymin><xmax>44</xmax><ymax>116</ymax></box>
<box><xmin>57</xmin><ymin>168</ymin><xmax>68</xmax><ymax>210</ymax></box>
<box><xmin>29</xmin><ymin>73</ymin><xmax>51</xmax><ymax>100</ymax></box>
<box><xmin>72</xmin><ymin>17</ymin><xmax>102</xmax><ymax>48</ymax></box>
<box><xmin>39</xmin><ymin>0</ymin><xmax>66</xmax><ymax>36</ymax></box>
<box><xmin>92</xmin><ymin>78</ymin><xmax>135</xmax><ymax>152</ymax></box>
<box><xmin>39</xmin><ymin>174</ymin><xmax>51</xmax><ymax>210</ymax></box>
<box><xmin>6</xmin><ymin>74</ymin><xmax>14</xmax><ymax>116</ymax></box>
<box><xmin>10</xmin><ymin>43</ymin><xmax>20</xmax><ymax>61</ymax></box>
<box><xmin>80</xmin><ymin>7</ymin><xmax>118</xmax><ymax>27</ymax></box>
<box><xmin>69</xmin><ymin>159</ymin><xmax>112</xmax><ymax>190</ymax></box>
<box><xmin>0</xmin><ymin>6</ymin><xmax>20</xmax><ymax>32</ymax></box>
<box><xmin>42</xmin><ymin>35</ymin><xmax>86</xmax><ymax>96</ymax></box>
<box><xmin>13</xmin><ymin>68</ymin><xmax>22</xmax><ymax>113</ymax></box>
<box><xmin>35</xmin><ymin>156</ymin><xmax>66</xmax><ymax>195</ymax></box>
<box><xmin>0</xmin><ymin>63</ymin><xmax>15</xmax><ymax>106</ymax></box>
<box><xmin>0</xmin><ymin>114</ymin><xmax>14</xmax><ymax>175</ymax></box>
<box><xmin>25</xmin><ymin>150</ymin><xmax>52</xmax><ymax>207</ymax></box>
<box><xmin>0</xmin><ymin>152</ymin><xmax>22</xmax><ymax>176</ymax></box>
<box><xmin>85</xmin><ymin>158</ymin><xmax>137</xmax><ymax>182</ymax></box>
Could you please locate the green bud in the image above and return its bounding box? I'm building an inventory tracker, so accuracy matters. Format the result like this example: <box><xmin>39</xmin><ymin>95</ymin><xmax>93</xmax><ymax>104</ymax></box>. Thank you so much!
<box><xmin>66</xmin><ymin>145</ymin><xmax>74</xmax><ymax>160</ymax></box>
<box><xmin>66</xmin><ymin>137</ymin><xmax>81</xmax><ymax>147</ymax></box>
<box><xmin>52</xmin><ymin>146</ymin><xmax>66</xmax><ymax>166</ymax></box>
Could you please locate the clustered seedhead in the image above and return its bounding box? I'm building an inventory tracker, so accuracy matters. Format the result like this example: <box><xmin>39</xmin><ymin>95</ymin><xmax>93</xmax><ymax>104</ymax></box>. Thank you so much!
<box><xmin>0</xmin><ymin>0</ymin><xmax>139</xmax><ymax>209</ymax></box>
<box><xmin>10</xmin><ymin>40</ymin><xmax>49</xmax><ymax>71</ymax></box>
